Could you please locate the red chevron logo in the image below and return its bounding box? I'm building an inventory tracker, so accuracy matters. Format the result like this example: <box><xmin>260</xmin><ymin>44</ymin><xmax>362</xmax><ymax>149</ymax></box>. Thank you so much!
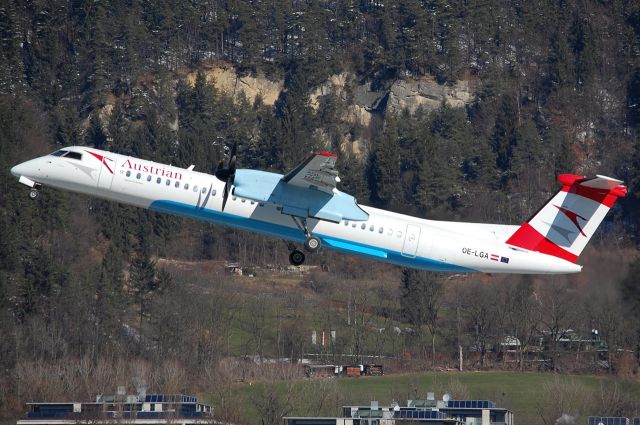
<box><xmin>554</xmin><ymin>205</ymin><xmax>586</xmax><ymax>236</ymax></box>
<box><xmin>85</xmin><ymin>150</ymin><xmax>114</xmax><ymax>174</ymax></box>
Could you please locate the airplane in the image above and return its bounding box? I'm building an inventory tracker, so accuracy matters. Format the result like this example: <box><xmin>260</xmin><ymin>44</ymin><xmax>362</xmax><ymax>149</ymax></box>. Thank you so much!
<box><xmin>10</xmin><ymin>146</ymin><xmax>627</xmax><ymax>274</ymax></box>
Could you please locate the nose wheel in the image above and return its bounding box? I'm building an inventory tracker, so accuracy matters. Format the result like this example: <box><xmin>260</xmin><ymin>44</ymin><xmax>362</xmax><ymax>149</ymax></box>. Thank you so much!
<box><xmin>29</xmin><ymin>188</ymin><xmax>39</xmax><ymax>199</ymax></box>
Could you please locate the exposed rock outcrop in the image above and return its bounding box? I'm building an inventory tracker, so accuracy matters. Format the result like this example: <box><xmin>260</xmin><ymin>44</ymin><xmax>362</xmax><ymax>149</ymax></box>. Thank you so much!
<box><xmin>387</xmin><ymin>77</ymin><xmax>473</xmax><ymax>115</ymax></box>
<box><xmin>309</xmin><ymin>72</ymin><xmax>474</xmax><ymax>128</ymax></box>
<box><xmin>187</xmin><ymin>67</ymin><xmax>283</xmax><ymax>106</ymax></box>
<box><xmin>186</xmin><ymin>66</ymin><xmax>474</xmax><ymax>124</ymax></box>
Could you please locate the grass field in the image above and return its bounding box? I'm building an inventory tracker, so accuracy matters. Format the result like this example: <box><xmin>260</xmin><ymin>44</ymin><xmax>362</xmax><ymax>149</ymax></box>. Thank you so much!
<box><xmin>206</xmin><ymin>371</ymin><xmax>640</xmax><ymax>425</ymax></box>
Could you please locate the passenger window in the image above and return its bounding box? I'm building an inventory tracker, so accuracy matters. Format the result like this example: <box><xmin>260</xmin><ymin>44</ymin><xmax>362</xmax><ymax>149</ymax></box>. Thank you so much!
<box><xmin>370</xmin><ymin>225</ymin><xmax>374</xmax><ymax>231</ymax></box>
<box><xmin>379</xmin><ymin>227</ymin><xmax>383</xmax><ymax>234</ymax></box>
<box><xmin>202</xmin><ymin>187</ymin><xmax>206</xmax><ymax>194</ymax></box>
<box><xmin>147</xmin><ymin>175</ymin><xmax>152</xmax><ymax>182</ymax></box>
<box><xmin>212</xmin><ymin>190</ymin><xmax>216</xmax><ymax>196</ymax></box>
<box><xmin>352</xmin><ymin>223</ymin><xmax>356</xmax><ymax>228</ymax></box>
<box><xmin>361</xmin><ymin>223</ymin><xmax>366</xmax><ymax>230</ymax></box>
<box><xmin>157</xmin><ymin>177</ymin><xmax>161</xmax><ymax>184</ymax></box>
<box><xmin>136</xmin><ymin>173</ymin><xmax>141</xmax><ymax>179</ymax></box>
<box><xmin>344</xmin><ymin>221</ymin><xmax>349</xmax><ymax>226</ymax></box>
<box><xmin>387</xmin><ymin>228</ymin><xmax>393</xmax><ymax>236</ymax></box>
<box><xmin>397</xmin><ymin>231</ymin><xmax>402</xmax><ymax>238</ymax></box>
<box><xmin>166</xmin><ymin>179</ymin><xmax>171</xmax><ymax>186</ymax></box>
<box><xmin>184</xmin><ymin>183</ymin><xmax>189</xmax><ymax>190</ymax></box>
<box><xmin>241</xmin><ymin>198</ymin><xmax>245</xmax><ymax>203</ymax></box>
<box><xmin>193</xmin><ymin>185</ymin><xmax>198</xmax><ymax>192</ymax></box>
<box><xmin>175</xmin><ymin>181</ymin><xmax>180</xmax><ymax>188</ymax></box>
<box><xmin>126</xmin><ymin>170</ymin><xmax>131</xmax><ymax>177</ymax></box>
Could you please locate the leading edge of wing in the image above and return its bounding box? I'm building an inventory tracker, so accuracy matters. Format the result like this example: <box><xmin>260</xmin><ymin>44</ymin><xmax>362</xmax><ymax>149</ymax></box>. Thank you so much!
<box><xmin>282</xmin><ymin>151</ymin><xmax>337</xmax><ymax>183</ymax></box>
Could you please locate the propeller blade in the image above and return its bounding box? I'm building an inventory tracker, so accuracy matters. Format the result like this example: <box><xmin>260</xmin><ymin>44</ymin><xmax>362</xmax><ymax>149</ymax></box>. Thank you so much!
<box><xmin>228</xmin><ymin>142</ymin><xmax>237</xmax><ymax>172</ymax></box>
<box><xmin>216</xmin><ymin>143</ymin><xmax>238</xmax><ymax>205</ymax></box>
<box><xmin>221</xmin><ymin>178</ymin><xmax>231</xmax><ymax>211</ymax></box>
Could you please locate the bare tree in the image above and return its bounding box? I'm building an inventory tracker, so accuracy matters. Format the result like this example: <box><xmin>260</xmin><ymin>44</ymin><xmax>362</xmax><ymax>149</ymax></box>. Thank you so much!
<box><xmin>461</xmin><ymin>281</ymin><xmax>497</xmax><ymax>368</ymax></box>
<box><xmin>400</xmin><ymin>269</ymin><xmax>444</xmax><ymax>363</ymax></box>
<box><xmin>536</xmin><ymin>377</ymin><xmax>590</xmax><ymax>425</ymax></box>
<box><xmin>253</xmin><ymin>381</ymin><xmax>296</xmax><ymax>425</ymax></box>
<box><xmin>502</xmin><ymin>278</ymin><xmax>541</xmax><ymax>371</ymax></box>
<box><xmin>536</xmin><ymin>279</ymin><xmax>579</xmax><ymax>372</ymax></box>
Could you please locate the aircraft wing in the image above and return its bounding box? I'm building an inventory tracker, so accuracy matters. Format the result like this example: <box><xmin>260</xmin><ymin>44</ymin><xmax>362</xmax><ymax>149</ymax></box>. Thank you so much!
<box><xmin>233</xmin><ymin>151</ymin><xmax>368</xmax><ymax>222</ymax></box>
<box><xmin>282</xmin><ymin>152</ymin><xmax>339</xmax><ymax>194</ymax></box>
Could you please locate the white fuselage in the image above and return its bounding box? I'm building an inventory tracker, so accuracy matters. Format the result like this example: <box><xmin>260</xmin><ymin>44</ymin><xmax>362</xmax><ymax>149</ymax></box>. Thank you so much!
<box><xmin>11</xmin><ymin>147</ymin><xmax>582</xmax><ymax>274</ymax></box>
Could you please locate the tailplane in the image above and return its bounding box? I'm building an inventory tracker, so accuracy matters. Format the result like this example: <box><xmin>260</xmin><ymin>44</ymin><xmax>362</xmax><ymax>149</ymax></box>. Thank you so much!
<box><xmin>506</xmin><ymin>174</ymin><xmax>627</xmax><ymax>262</ymax></box>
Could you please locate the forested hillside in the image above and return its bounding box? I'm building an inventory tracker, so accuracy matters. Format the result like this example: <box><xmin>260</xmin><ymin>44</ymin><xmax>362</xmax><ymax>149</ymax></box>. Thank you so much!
<box><xmin>1</xmin><ymin>0</ymin><xmax>640</xmax><ymax>423</ymax></box>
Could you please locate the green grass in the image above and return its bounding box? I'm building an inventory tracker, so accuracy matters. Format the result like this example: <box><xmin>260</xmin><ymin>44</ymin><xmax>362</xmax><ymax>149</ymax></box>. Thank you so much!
<box><xmin>206</xmin><ymin>371</ymin><xmax>640</xmax><ymax>425</ymax></box>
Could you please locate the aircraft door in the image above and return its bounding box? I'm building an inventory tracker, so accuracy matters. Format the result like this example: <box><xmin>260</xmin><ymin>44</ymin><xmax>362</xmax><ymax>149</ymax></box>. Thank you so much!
<box><xmin>97</xmin><ymin>157</ymin><xmax>117</xmax><ymax>190</ymax></box>
<box><xmin>401</xmin><ymin>224</ymin><xmax>421</xmax><ymax>258</ymax></box>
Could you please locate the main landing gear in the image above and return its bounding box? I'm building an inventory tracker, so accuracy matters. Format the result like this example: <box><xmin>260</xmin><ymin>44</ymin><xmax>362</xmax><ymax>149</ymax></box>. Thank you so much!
<box><xmin>286</xmin><ymin>217</ymin><xmax>322</xmax><ymax>266</ymax></box>
<box><xmin>304</xmin><ymin>235</ymin><xmax>321</xmax><ymax>252</ymax></box>
<box><xmin>289</xmin><ymin>249</ymin><xmax>305</xmax><ymax>266</ymax></box>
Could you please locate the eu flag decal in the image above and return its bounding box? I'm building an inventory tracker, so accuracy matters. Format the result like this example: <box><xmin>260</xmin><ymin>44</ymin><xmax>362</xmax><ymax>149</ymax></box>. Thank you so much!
<box><xmin>500</xmin><ymin>256</ymin><xmax>510</xmax><ymax>264</ymax></box>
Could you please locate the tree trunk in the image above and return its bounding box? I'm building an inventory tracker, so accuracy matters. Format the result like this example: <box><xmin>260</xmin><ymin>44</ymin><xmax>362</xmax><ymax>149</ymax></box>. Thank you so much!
<box><xmin>431</xmin><ymin>333</ymin><xmax>436</xmax><ymax>365</ymax></box>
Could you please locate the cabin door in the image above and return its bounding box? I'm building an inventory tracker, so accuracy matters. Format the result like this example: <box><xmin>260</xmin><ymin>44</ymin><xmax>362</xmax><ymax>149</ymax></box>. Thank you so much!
<box><xmin>401</xmin><ymin>224</ymin><xmax>421</xmax><ymax>258</ymax></box>
<box><xmin>97</xmin><ymin>157</ymin><xmax>117</xmax><ymax>190</ymax></box>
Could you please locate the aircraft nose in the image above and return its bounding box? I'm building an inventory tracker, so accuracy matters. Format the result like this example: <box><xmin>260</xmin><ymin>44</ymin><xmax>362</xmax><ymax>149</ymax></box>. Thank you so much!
<box><xmin>11</xmin><ymin>162</ymin><xmax>26</xmax><ymax>177</ymax></box>
<box><xmin>11</xmin><ymin>158</ymin><xmax>41</xmax><ymax>178</ymax></box>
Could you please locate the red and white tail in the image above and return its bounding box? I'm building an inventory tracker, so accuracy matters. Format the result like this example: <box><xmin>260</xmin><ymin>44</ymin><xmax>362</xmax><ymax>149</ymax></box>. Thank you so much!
<box><xmin>506</xmin><ymin>174</ymin><xmax>627</xmax><ymax>262</ymax></box>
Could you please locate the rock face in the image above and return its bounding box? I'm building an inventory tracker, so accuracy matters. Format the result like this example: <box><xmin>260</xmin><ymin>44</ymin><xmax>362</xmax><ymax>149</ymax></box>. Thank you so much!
<box><xmin>187</xmin><ymin>66</ymin><xmax>283</xmax><ymax>106</ymax></box>
<box><xmin>94</xmin><ymin>66</ymin><xmax>475</xmax><ymax>155</ymax></box>
<box><xmin>309</xmin><ymin>71</ymin><xmax>474</xmax><ymax>127</ymax></box>
<box><xmin>387</xmin><ymin>78</ymin><xmax>473</xmax><ymax>115</ymax></box>
<box><xmin>187</xmin><ymin>66</ymin><xmax>474</xmax><ymax>122</ymax></box>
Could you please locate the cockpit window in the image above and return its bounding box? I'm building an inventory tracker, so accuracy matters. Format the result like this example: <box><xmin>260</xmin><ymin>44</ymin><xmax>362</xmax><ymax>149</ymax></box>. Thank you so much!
<box><xmin>64</xmin><ymin>152</ymin><xmax>82</xmax><ymax>160</ymax></box>
<box><xmin>51</xmin><ymin>150</ymin><xmax>68</xmax><ymax>157</ymax></box>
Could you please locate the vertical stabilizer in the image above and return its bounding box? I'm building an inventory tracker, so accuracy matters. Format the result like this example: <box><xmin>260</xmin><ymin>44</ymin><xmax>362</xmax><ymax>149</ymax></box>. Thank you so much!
<box><xmin>505</xmin><ymin>174</ymin><xmax>627</xmax><ymax>262</ymax></box>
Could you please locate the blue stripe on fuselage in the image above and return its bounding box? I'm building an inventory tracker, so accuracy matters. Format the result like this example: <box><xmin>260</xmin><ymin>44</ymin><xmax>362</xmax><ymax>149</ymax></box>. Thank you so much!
<box><xmin>149</xmin><ymin>200</ymin><xmax>476</xmax><ymax>273</ymax></box>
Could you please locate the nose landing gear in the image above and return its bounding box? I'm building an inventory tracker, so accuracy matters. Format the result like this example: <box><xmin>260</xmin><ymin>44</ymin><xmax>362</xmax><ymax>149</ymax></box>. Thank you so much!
<box><xmin>27</xmin><ymin>183</ymin><xmax>42</xmax><ymax>200</ymax></box>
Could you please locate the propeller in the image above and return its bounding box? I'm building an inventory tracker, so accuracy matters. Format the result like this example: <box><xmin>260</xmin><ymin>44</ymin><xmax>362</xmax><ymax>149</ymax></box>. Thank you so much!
<box><xmin>214</xmin><ymin>143</ymin><xmax>237</xmax><ymax>211</ymax></box>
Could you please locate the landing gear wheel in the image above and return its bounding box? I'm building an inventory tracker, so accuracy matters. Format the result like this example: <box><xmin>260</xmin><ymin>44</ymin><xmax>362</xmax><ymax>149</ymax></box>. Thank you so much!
<box><xmin>289</xmin><ymin>250</ymin><xmax>305</xmax><ymax>266</ymax></box>
<box><xmin>29</xmin><ymin>189</ymin><xmax>39</xmax><ymax>200</ymax></box>
<box><xmin>304</xmin><ymin>236</ymin><xmax>321</xmax><ymax>252</ymax></box>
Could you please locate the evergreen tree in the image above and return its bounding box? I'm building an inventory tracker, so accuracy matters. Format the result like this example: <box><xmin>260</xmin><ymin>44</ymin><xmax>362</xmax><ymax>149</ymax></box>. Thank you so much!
<box><xmin>491</xmin><ymin>95</ymin><xmax>519</xmax><ymax>182</ymax></box>
<box><xmin>86</xmin><ymin>114</ymin><xmax>107</xmax><ymax>149</ymax></box>
<box><xmin>368</xmin><ymin>115</ymin><xmax>401</xmax><ymax>209</ymax></box>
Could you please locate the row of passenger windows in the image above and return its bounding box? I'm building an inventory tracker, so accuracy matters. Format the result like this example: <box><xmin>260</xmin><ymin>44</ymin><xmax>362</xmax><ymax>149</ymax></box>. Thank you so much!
<box><xmin>343</xmin><ymin>220</ymin><xmax>403</xmax><ymax>238</ymax></box>
<box><xmin>123</xmin><ymin>170</ymin><xmax>390</xmax><ymax>231</ymax></box>
<box><xmin>125</xmin><ymin>170</ymin><xmax>214</xmax><ymax>195</ymax></box>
